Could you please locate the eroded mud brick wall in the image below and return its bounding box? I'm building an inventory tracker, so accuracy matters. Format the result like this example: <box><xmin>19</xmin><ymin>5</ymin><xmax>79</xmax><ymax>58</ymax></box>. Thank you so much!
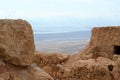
<box><xmin>90</xmin><ymin>27</ymin><xmax>120</xmax><ymax>58</ymax></box>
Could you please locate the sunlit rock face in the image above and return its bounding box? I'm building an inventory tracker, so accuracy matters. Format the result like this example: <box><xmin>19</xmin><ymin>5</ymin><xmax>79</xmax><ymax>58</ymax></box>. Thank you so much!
<box><xmin>0</xmin><ymin>19</ymin><xmax>54</xmax><ymax>80</ymax></box>
<box><xmin>0</xmin><ymin>19</ymin><xmax>35</xmax><ymax>66</ymax></box>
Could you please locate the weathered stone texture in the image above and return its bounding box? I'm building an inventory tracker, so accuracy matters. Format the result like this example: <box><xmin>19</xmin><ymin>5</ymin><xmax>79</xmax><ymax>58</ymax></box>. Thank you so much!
<box><xmin>0</xmin><ymin>19</ymin><xmax>54</xmax><ymax>80</ymax></box>
<box><xmin>90</xmin><ymin>27</ymin><xmax>120</xmax><ymax>59</ymax></box>
<box><xmin>0</xmin><ymin>19</ymin><xmax>35</xmax><ymax>66</ymax></box>
<box><xmin>73</xmin><ymin>26</ymin><xmax>120</xmax><ymax>60</ymax></box>
<box><xmin>34</xmin><ymin>51</ymin><xmax>69</xmax><ymax>68</ymax></box>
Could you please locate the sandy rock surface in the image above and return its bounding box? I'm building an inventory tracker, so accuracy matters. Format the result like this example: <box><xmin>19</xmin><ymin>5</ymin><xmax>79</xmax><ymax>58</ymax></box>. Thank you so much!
<box><xmin>0</xmin><ymin>19</ymin><xmax>54</xmax><ymax>80</ymax></box>
<box><xmin>0</xmin><ymin>19</ymin><xmax>35</xmax><ymax>66</ymax></box>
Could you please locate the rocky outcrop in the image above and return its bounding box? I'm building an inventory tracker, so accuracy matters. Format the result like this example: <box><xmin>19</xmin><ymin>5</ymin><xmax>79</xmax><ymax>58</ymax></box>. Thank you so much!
<box><xmin>0</xmin><ymin>19</ymin><xmax>35</xmax><ymax>66</ymax></box>
<box><xmin>0</xmin><ymin>19</ymin><xmax>54</xmax><ymax>80</ymax></box>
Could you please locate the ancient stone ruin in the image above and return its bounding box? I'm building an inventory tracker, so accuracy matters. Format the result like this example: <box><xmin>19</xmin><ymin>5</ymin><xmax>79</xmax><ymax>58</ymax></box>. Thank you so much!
<box><xmin>76</xmin><ymin>27</ymin><xmax>120</xmax><ymax>60</ymax></box>
<box><xmin>91</xmin><ymin>27</ymin><xmax>120</xmax><ymax>59</ymax></box>
<box><xmin>1</xmin><ymin>19</ymin><xmax>120</xmax><ymax>80</ymax></box>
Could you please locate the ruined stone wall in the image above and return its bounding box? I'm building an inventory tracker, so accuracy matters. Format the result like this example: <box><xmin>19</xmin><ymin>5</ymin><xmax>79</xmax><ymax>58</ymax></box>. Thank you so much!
<box><xmin>72</xmin><ymin>26</ymin><xmax>120</xmax><ymax>60</ymax></box>
<box><xmin>90</xmin><ymin>27</ymin><xmax>120</xmax><ymax>59</ymax></box>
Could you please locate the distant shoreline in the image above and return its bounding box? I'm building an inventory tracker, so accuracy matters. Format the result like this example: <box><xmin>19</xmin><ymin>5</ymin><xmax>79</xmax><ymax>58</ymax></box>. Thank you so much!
<box><xmin>33</xmin><ymin>30</ymin><xmax>91</xmax><ymax>34</ymax></box>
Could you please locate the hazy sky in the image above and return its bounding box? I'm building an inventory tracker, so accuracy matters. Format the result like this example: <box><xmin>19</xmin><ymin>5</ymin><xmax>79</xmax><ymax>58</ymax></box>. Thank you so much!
<box><xmin>0</xmin><ymin>0</ymin><xmax>120</xmax><ymax>33</ymax></box>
